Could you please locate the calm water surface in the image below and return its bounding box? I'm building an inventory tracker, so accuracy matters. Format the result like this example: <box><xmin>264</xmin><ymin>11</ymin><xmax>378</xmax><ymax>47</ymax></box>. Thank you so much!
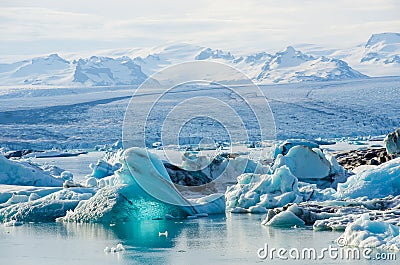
<box><xmin>0</xmin><ymin>214</ymin><xmax>397</xmax><ymax>265</ymax></box>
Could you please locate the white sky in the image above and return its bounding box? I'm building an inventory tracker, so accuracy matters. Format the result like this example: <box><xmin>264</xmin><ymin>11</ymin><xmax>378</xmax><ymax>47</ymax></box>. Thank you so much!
<box><xmin>1</xmin><ymin>0</ymin><xmax>400</xmax><ymax>56</ymax></box>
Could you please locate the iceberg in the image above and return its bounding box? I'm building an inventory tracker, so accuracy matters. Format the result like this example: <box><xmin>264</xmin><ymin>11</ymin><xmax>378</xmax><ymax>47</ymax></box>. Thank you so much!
<box><xmin>60</xmin><ymin>148</ymin><xmax>225</xmax><ymax>223</ymax></box>
<box><xmin>384</xmin><ymin>128</ymin><xmax>400</xmax><ymax>155</ymax></box>
<box><xmin>337</xmin><ymin>213</ymin><xmax>400</xmax><ymax>250</ymax></box>
<box><xmin>272</xmin><ymin>145</ymin><xmax>347</xmax><ymax>188</ymax></box>
<box><xmin>225</xmin><ymin>166</ymin><xmax>301</xmax><ymax>212</ymax></box>
<box><xmin>0</xmin><ymin>188</ymin><xmax>95</xmax><ymax>223</ymax></box>
<box><xmin>336</xmin><ymin>158</ymin><xmax>400</xmax><ymax>199</ymax></box>
<box><xmin>0</xmin><ymin>155</ymin><xmax>63</xmax><ymax>187</ymax></box>
<box><xmin>273</xmin><ymin>140</ymin><xmax>319</xmax><ymax>157</ymax></box>
<box><xmin>262</xmin><ymin>210</ymin><xmax>305</xmax><ymax>227</ymax></box>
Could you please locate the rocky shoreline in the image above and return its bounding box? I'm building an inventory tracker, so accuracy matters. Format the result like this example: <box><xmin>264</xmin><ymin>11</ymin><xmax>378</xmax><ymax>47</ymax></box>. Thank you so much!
<box><xmin>335</xmin><ymin>147</ymin><xmax>397</xmax><ymax>170</ymax></box>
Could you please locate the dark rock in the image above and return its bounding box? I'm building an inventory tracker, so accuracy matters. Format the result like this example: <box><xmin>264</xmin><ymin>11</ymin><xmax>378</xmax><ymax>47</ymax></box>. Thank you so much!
<box><xmin>364</xmin><ymin>152</ymin><xmax>376</xmax><ymax>159</ymax></box>
<box><xmin>368</xmin><ymin>158</ymin><xmax>380</xmax><ymax>165</ymax></box>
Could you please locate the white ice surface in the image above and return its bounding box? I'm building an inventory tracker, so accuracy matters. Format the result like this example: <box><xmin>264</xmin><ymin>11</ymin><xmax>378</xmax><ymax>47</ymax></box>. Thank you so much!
<box><xmin>338</xmin><ymin>213</ymin><xmax>400</xmax><ymax>251</ymax></box>
<box><xmin>336</xmin><ymin>158</ymin><xmax>400</xmax><ymax>199</ymax></box>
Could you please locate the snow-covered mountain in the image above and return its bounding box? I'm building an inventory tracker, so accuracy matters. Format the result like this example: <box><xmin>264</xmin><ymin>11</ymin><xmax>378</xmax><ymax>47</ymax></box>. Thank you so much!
<box><xmin>73</xmin><ymin>56</ymin><xmax>147</xmax><ymax>86</ymax></box>
<box><xmin>299</xmin><ymin>33</ymin><xmax>400</xmax><ymax>77</ymax></box>
<box><xmin>362</xmin><ymin>33</ymin><xmax>400</xmax><ymax>64</ymax></box>
<box><xmin>0</xmin><ymin>54</ymin><xmax>74</xmax><ymax>85</ymax></box>
<box><xmin>1</xmin><ymin>33</ymin><xmax>399</xmax><ymax>86</ymax></box>
<box><xmin>256</xmin><ymin>46</ymin><xmax>367</xmax><ymax>83</ymax></box>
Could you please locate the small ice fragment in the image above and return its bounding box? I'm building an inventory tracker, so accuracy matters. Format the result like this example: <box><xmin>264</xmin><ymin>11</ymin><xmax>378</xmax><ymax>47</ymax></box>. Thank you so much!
<box><xmin>28</xmin><ymin>193</ymin><xmax>41</xmax><ymax>201</ymax></box>
<box><xmin>104</xmin><ymin>243</ymin><xmax>125</xmax><ymax>253</ymax></box>
<box><xmin>159</xmin><ymin>231</ymin><xmax>168</xmax><ymax>237</ymax></box>
<box><xmin>3</xmin><ymin>220</ymin><xmax>23</xmax><ymax>227</ymax></box>
<box><xmin>104</xmin><ymin>247</ymin><xmax>111</xmax><ymax>253</ymax></box>
<box><xmin>61</xmin><ymin>171</ymin><xmax>74</xmax><ymax>181</ymax></box>
<box><xmin>85</xmin><ymin>177</ymin><xmax>98</xmax><ymax>188</ymax></box>
<box><xmin>115</xmin><ymin>243</ymin><xmax>125</xmax><ymax>252</ymax></box>
<box><xmin>195</xmin><ymin>213</ymin><xmax>209</xmax><ymax>218</ymax></box>
<box><xmin>165</xmin><ymin>214</ymin><xmax>176</xmax><ymax>219</ymax></box>
<box><xmin>187</xmin><ymin>215</ymin><xmax>197</xmax><ymax>219</ymax></box>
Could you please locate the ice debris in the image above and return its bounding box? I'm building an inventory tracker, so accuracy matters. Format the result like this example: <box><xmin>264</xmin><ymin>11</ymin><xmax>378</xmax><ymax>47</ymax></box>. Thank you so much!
<box><xmin>225</xmin><ymin>166</ymin><xmax>301</xmax><ymax>213</ymax></box>
<box><xmin>159</xmin><ymin>231</ymin><xmax>168</xmax><ymax>237</ymax></box>
<box><xmin>384</xmin><ymin>128</ymin><xmax>400</xmax><ymax>155</ymax></box>
<box><xmin>272</xmin><ymin>145</ymin><xmax>347</xmax><ymax>188</ymax></box>
<box><xmin>337</xmin><ymin>213</ymin><xmax>400</xmax><ymax>251</ymax></box>
<box><xmin>0</xmin><ymin>155</ymin><xmax>64</xmax><ymax>187</ymax></box>
<box><xmin>104</xmin><ymin>243</ymin><xmax>125</xmax><ymax>253</ymax></box>
<box><xmin>336</xmin><ymin>157</ymin><xmax>400</xmax><ymax>199</ymax></box>
<box><xmin>3</xmin><ymin>220</ymin><xmax>23</xmax><ymax>227</ymax></box>
<box><xmin>262</xmin><ymin>210</ymin><xmax>305</xmax><ymax>227</ymax></box>
<box><xmin>0</xmin><ymin>189</ymin><xmax>95</xmax><ymax>223</ymax></box>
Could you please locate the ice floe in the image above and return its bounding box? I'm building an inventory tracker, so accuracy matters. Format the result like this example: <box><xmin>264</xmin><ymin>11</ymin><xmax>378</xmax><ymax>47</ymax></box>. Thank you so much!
<box><xmin>384</xmin><ymin>128</ymin><xmax>400</xmax><ymax>155</ymax></box>
<box><xmin>337</xmin><ymin>213</ymin><xmax>400</xmax><ymax>250</ymax></box>
<box><xmin>0</xmin><ymin>155</ymin><xmax>64</xmax><ymax>187</ymax></box>
<box><xmin>0</xmin><ymin>188</ymin><xmax>95</xmax><ymax>223</ymax></box>
<box><xmin>336</xmin><ymin>157</ymin><xmax>400</xmax><ymax>199</ymax></box>
<box><xmin>272</xmin><ymin>145</ymin><xmax>347</xmax><ymax>188</ymax></box>
<box><xmin>262</xmin><ymin>210</ymin><xmax>305</xmax><ymax>227</ymax></box>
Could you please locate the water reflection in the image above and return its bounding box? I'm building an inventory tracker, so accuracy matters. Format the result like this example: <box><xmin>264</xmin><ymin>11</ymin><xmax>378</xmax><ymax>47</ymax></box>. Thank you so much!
<box><xmin>1</xmin><ymin>214</ymin><xmax>398</xmax><ymax>265</ymax></box>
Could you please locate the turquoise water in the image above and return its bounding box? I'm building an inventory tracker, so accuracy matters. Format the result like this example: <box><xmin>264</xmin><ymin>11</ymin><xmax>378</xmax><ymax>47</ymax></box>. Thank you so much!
<box><xmin>1</xmin><ymin>214</ymin><xmax>397</xmax><ymax>265</ymax></box>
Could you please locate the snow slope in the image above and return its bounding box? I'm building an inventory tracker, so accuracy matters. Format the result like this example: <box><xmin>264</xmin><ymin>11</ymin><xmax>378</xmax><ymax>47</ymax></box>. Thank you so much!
<box><xmin>74</xmin><ymin>56</ymin><xmax>147</xmax><ymax>86</ymax></box>
<box><xmin>256</xmin><ymin>46</ymin><xmax>367</xmax><ymax>83</ymax></box>
<box><xmin>0</xmin><ymin>40</ymin><xmax>379</xmax><ymax>86</ymax></box>
<box><xmin>300</xmin><ymin>33</ymin><xmax>400</xmax><ymax>77</ymax></box>
<box><xmin>0</xmin><ymin>54</ymin><xmax>148</xmax><ymax>86</ymax></box>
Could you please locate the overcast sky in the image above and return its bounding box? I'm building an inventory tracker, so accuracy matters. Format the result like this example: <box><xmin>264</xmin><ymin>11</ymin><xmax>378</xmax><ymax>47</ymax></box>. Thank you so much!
<box><xmin>1</xmin><ymin>0</ymin><xmax>399</xmax><ymax>57</ymax></box>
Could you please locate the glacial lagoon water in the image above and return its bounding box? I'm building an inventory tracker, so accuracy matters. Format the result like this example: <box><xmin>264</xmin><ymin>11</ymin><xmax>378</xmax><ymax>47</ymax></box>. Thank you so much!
<box><xmin>1</xmin><ymin>214</ymin><xmax>397</xmax><ymax>265</ymax></box>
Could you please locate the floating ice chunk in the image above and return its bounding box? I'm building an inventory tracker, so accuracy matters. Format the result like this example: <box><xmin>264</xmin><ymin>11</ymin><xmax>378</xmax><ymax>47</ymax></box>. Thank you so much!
<box><xmin>28</xmin><ymin>193</ymin><xmax>41</xmax><ymax>202</ymax></box>
<box><xmin>104</xmin><ymin>243</ymin><xmax>125</xmax><ymax>253</ymax></box>
<box><xmin>164</xmin><ymin>214</ymin><xmax>176</xmax><ymax>219</ymax></box>
<box><xmin>262</xmin><ymin>211</ymin><xmax>305</xmax><ymax>227</ymax></box>
<box><xmin>248</xmin><ymin>205</ymin><xmax>268</xmax><ymax>213</ymax></box>
<box><xmin>272</xmin><ymin>145</ymin><xmax>347</xmax><ymax>188</ymax></box>
<box><xmin>384</xmin><ymin>129</ymin><xmax>400</xmax><ymax>155</ymax></box>
<box><xmin>225</xmin><ymin>166</ymin><xmax>300</xmax><ymax>211</ymax></box>
<box><xmin>60</xmin><ymin>171</ymin><xmax>73</xmax><ymax>181</ymax></box>
<box><xmin>336</xmin><ymin>158</ymin><xmax>400</xmax><ymax>199</ymax></box>
<box><xmin>273</xmin><ymin>146</ymin><xmax>331</xmax><ymax>180</ymax></box>
<box><xmin>60</xmin><ymin>148</ymin><xmax>224</xmax><ymax>223</ymax></box>
<box><xmin>273</xmin><ymin>140</ymin><xmax>319</xmax><ymax>158</ymax></box>
<box><xmin>115</xmin><ymin>243</ymin><xmax>125</xmax><ymax>252</ymax></box>
<box><xmin>187</xmin><ymin>215</ymin><xmax>197</xmax><ymax>219</ymax></box>
<box><xmin>3</xmin><ymin>220</ymin><xmax>23</xmax><ymax>227</ymax></box>
<box><xmin>159</xmin><ymin>231</ymin><xmax>168</xmax><ymax>237</ymax></box>
<box><xmin>0</xmin><ymin>189</ymin><xmax>95</xmax><ymax>223</ymax></box>
<box><xmin>338</xmin><ymin>213</ymin><xmax>400</xmax><ymax>250</ymax></box>
<box><xmin>85</xmin><ymin>177</ymin><xmax>98</xmax><ymax>188</ymax></box>
<box><xmin>89</xmin><ymin>160</ymin><xmax>120</xmax><ymax>179</ymax></box>
<box><xmin>189</xmin><ymin>193</ymin><xmax>225</xmax><ymax>215</ymax></box>
<box><xmin>5</xmin><ymin>194</ymin><xmax>29</xmax><ymax>204</ymax></box>
<box><xmin>0</xmin><ymin>155</ymin><xmax>63</xmax><ymax>187</ymax></box>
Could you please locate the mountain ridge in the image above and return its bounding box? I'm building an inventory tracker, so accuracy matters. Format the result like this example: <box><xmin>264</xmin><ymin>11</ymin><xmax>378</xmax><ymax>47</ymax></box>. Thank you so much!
<box><xmin>1</xmin><ymin>33</ymin><xmax>399</xmax><ymax>86</ymax></box>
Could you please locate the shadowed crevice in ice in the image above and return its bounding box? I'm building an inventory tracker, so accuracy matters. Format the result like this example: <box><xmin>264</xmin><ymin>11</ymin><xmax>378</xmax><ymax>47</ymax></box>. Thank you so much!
<box><xmin>60</xmin><ymin>148</ymin><xmax>224</xmax><ymax>223</ymax></box>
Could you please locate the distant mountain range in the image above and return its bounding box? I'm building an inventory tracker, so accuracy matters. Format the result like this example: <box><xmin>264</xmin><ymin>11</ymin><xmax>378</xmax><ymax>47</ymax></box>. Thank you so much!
<box><xmin>0</xmin><ymin>32</ymin><xmax>399</xmax><ymax>86</ymax></box>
